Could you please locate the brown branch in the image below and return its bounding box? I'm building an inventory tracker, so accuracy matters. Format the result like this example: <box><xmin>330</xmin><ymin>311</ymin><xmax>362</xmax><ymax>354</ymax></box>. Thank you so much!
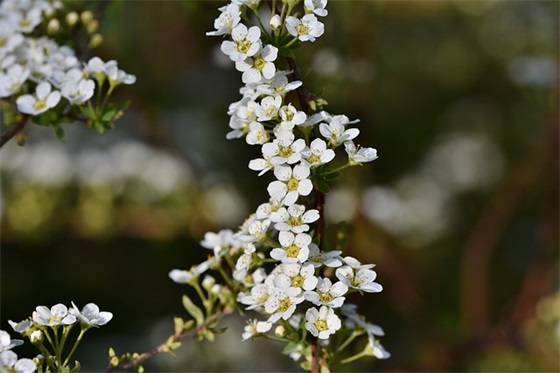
<box><xmin>106</xmin><ymin>306</ymin><xmax>232</xmax><ymax>372</ymax></box>
<box><xmin>1</xmin><ymin>114</ymin><xmax>29</xmax><ymax>148</ymax></box>
<box><xmin>311</xmin><ymin>340</ymin><xmax>319</xmax><ymax>373</ymax></box>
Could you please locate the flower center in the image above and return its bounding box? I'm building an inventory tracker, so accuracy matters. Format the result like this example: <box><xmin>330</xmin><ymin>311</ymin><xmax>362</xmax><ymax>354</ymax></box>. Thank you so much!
<box><xmin>0</xmin><ymin>37</ymin><xmax>6</xmax><ymax>47</ymax></box>
<box><xmin>287</xmin><ymin>216</ymin><xmax>303</xmax><ymax>227</ymax></box>
<box><xmin>291</xmin><ymin>274</ymin><xmax>304</xmax><ymax>288</ymax></box>
<box><xmin>34</xmin><ymin>99</ymin><xmax>47</xmax><ymax>112</ymax></box>
<box><xmin>286</xmin><ymin>244</ymin><xmax>300</xmax><ymax>258</ymax></box>
<box><xmin>307</xmin><ymin>154</ymin><xmax>321</xmax><ymax>164</ymax></box>
<box><xmin>253</xmin><ymin>56</ymin><xmax>266</xmax><ymax>71</ymax></box>
<box><xmin>237</xmin><ymin>39</ymin><xmax>251</xmax><ymax>54</ymax></box>
<box><xmin>314</xmin><ymin>318</ymin><xmax>328</xmax><ymax>332</ymax></box>
<box><xmin>279</xmin><ymin>145</ymin><xmax>294</xmax><ymax>159</ymax></box>
<box><xmin>286</xmin><ymin>177</ymin><xmax>299</xmax><ymax>191</ymax></box>
<box><xmin>296</xmin><ymin>23</ymin><xmax>309</xmax><ymax>36</ymax></box>
<box><xmin>319</xmin><ymin>292</ymin><xmax>334</xmax><ymax>304</ymax></box>
<box><xmin>279</xmin><ymin>298</ymin><xmax>292</xmax><ymax>312</ymax></box>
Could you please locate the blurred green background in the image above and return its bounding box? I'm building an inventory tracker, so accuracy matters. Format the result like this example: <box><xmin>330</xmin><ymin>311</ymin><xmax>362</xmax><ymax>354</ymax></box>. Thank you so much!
<box><xmin>1</xmin><ymin>0</ymin><xmax>558</xmax><ymax>371</ymax></box>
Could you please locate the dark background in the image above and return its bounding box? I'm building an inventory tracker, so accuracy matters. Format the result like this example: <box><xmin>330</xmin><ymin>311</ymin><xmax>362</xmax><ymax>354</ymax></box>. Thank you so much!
<box><xmin>1</xmin><ymin>1</ymin><xmax>558</xmax><ymax>371</ymax></box>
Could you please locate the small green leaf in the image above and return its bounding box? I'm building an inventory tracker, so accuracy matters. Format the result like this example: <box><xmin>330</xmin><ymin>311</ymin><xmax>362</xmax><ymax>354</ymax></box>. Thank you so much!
<box><xmin>93</xmin><ymin>122</ymin><xmax>105</xmax><ymax>134</ymax></box>
<box><xmin>209</xmin><ymin>327</ymin><xmax>228</xmax><ymax>335</ymax></box>
<box><xmin>323</xmin><ymin>171</ymin><xmax>340</xmax><ymax>181</ymax></box>
<box><xmin>69</xmin><ymin>360</ymin><xmax>81</xmax><ymax>373</ymax></box>
<box><xmin>314</xmin><ymin>178</ymin><xmax>330</xmax><ymax>193</ymax></box>
<box><xmin>300</xmin><ymin>361</ymin><xmax>312</xmax><ymax>371</ymax></box>
<box><xmin>101</xmin><ymin>109</ymin><xmax>118</xmax><ymax>122</ymax></box>
<box><xmin>182</xmin><ymin>294</ymin><xmax>204</xmax><ymax>326</ymax></box>
<box><xmin>52</xmin><ymin>123</ymin><xmax>65</xmax><ymax>141</ymax></box>
<box><xmin>173</xmin><ymin>317</ymin><xmax>184</xmax><ymax>333</ymax></box>
<box><xmin>282</xmin><ymin>342</ymin><xmax>300</xmax><ymax>355</ymax></box>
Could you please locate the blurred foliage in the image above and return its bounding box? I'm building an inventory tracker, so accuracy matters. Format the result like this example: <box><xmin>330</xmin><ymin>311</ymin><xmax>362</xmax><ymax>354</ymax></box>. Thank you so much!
<box><xmin>1</xmin><ymin>0</ymin><xmax>558</xmax><ymax>372</ymax></box>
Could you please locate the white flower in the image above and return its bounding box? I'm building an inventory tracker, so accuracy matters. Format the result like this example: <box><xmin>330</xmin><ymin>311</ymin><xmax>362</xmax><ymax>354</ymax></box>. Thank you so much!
<box><xmin>267</xmin><ymin>164</ymin><xmax>313</xmax><ymax>206</ymax></box>
<box><xmin>319</xmin><ymin>115</ymin><xmax>360</xmax><ymax>147</ymax></box>
<box><xmin>286</xmin><ymin>14</ymin><xmax>324</xmax><ymax>42</ymax></box>
<box><xmin>368</xmin><ymin>334</ymin><xmax>391</xmax><ymax>359</ymax></box>
<box><xmin>0</xmin><ymin>350</ymin><xmax>37</xmax><ymax>373</ymax></box>
<box><xmin>307</xmin><ymin>244</ymin><xmax>343</xmax><ymax>268</ymax></box>
<box><xmin>236</xmin><ymin>44</ymin><xmax>278</xmax><ymax>84</ymax></box>
<box><xmin>256</xmin><ymin>72</ymin><xmax>302</xmax><ymax>96</ymax></box>
<box><xmin>273</xmin><ymin>263</ymin><xmax>318</xmax><ymax>296</ymax></box>
<box><xmin>9</xmin><ymin>8</ymin><xmax>42</xmax><ymax>33</ymax></box>
<box><xmin>302</xmin><ymin>138</ymin><xmax>335</xmax><ymax>167</ymax></box>
<box><xmin>248</xmin><ymin>153</ymin><xmax>275</xmax><ymax>176</ymax></box>
<box><xmin>200</xmin><ymin>229</ymin><xmax>240</xmax><ymax>257</ymax></box>
<box><xmin>305</xmin><ymin>306</ymin><xmax>341</xmax><ymax>339</ymax></box>
<box><xmin>105</xmin><ymin>60</ymin><xmax>136</xmax><ymax>86</ymax></box>
<box><xmin>220</xmin><ymin>24</ymin><xmax>262</xmax><ymax>62</ymax></box>
<box><xmin>32</xmin><ymin>304</ymin><xmax>76</xmax><ymax>326</ymax></box>
<box><xmin>0</xmin><ymin>64</ymin><xmax>30</xmax><ymax>98</ymax></box>
<box><xmin>270</xmin><ymin>231</ymin><xmax>312</xmax><ymax>264</ymax></box>
<box><xmin>70</xmin><ymin>302</ymin><xmax>113</xmax><ymax>327</ymax></box>
<box><xmin>238</xmin><ymin>283</ymin><xmax>274</xmax><ymax>310</ymax></box>
<box><xmin>270</xmin><ymin>204</ymin><xmax>320</xmax><ymax>233</ymax></box>
<box><xmin>16</xmin><ymin>82</ymin><xmax>60</xmax><ymax>115</ymax></box>
<box><xmin>304</xmin><ymin>0</ymin><xmax>328</xmax><ymax>17</ymax></box>
<box><xmin>264</xmin><ymin>290</ymin><xmax>304</xmax><ymax>323</ymax></box>
<box><xmin>7</xmin><ymin>320</ymin><xmax>32</xmax><ymax>335</ymax></box>
<box><xmin>242</xmin><ymin>319</ymin><xmax>272</xmax><ymax>340</ymax></box>
<box><xmin>263</xmin><ymin>130</ymin><xmax>306</xmax><ymax>165</ymax></box>
<box><xmin>206</xmin><ymin>3</ymin><xmax>241</xmax><ymax>36</ymax></box>
<box><xmin>61</xmin><ymin>78</ymin><xmax>95</xmax><ymax>104</ymax></box>
<box><xmin>345</xmin><ymin>141</ymin><xmax>378</xmax><ymax>164</ymax></box>
<box><xmin>246</xmin><ymin>121</ymin><xmax>269</xmax><ymax>145</ymax></box>
<box><xmin>0</xmin><ymin>331</ymin><xmax>23</xmax><ymax>352</ymax></box>
<box><xmin>256</xmin><ymin>95</ymin><xmax>282</xmax><ymax>121</ymax></box>
<box><xmin>0</xmin><ymin>21</ymin><xmax>24</xmax><ymax>55</ymax></box>
<box><xmin>237</xmin><ymin>219</ymin><xmax>271</xmax><ymax>243</ymax></box>
<box><xmin>255</xmin><ymin>198</ymin><xmax>283</xmax><ymax>219</ymax></box>
<box><xmin>169</xmin><ymin>260</ymin><xmax>211</xmax><ymax>284</ymax></box>
<box><xmin>335</xmin><ymin>261</ymin><xmax>382</xmax><ymax>293</ymax></box>
<box><xmin>278</xmin><ymin>104</ymin><xmax>307</xmax><ymax>130</ymax></box>
<box><xmin>304</xmin><ymin>277</ymin><xmax>348</xmax><ymax>308</ymax></box>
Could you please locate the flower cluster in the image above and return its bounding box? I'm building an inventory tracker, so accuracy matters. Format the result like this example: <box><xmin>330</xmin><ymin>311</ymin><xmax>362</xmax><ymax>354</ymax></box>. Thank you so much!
<box><xmin>169</xmin><ymin>0</ymin><xmax>388</xmax><ymax>368</ymax></box>
<box><xmin>0</xmin><ymin>0</ymin><xmax>135</xmax><ymax>145</ymax></box>
<box><xmin>6</xmin><ymin>302</ymin><xmax>113</xmax><ymax>372</ymax></box>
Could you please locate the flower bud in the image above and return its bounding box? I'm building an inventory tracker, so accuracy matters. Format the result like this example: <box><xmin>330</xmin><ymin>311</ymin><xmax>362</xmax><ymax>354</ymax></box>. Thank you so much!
<box><xmin>47</xmin><ymin>19</ymin><xmax>60</xmax><ymax>34</ymax></box>
<box><xmin>269</xmin><ymin>15</ymin><xmax>282</xmax><ymax>31</ymax></box>
<box><xmin>66</xmin><ymin>11</ymin><xmax>79</xmax><ymax>26</ymax></box>
<box><xmin>86</xmin><ymin>19</ymin><xmax>99</xmax><ymax>34</ymax></box>
<box><xmin>275</xmin><ymin>325</ymin><xmax>286</xmax><ymax>337</ymax></box>
<box><xmin>80</xmin><ymin>10</ymin><xmax>94</xmax><ymax>24</ymax></box>
<box><xmin>202</xmin><ymin>275</ymin><xmax>216</xmax><ymax>290</ymax></box>
<box><xmin>89</xmin><ymin>34</ymin><xmax>103</xmax><ymax>48</ymax></box>
<box><xmin>30</xmin><ymin>330</ymin><xmax>43</xmax><ymax>344</ymax></box>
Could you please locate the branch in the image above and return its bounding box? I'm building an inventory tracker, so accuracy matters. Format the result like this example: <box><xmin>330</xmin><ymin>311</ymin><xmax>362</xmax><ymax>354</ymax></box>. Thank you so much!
<box><xmin>106</xmin><ymin>306</ymin><xmax>232</xmax><ymax>372</ymax></box>
<box><xmin>1</xmin><ymin>114</ymin><xmax>29</xmax><ymax>148</ymax></box>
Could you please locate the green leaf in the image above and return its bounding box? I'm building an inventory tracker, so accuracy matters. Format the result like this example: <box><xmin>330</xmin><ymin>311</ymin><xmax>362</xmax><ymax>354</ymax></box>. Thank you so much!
<box><xmin>173</xmin><ymin>317</ymin><xmax>184</xmax><ymax>333</ymax></box>
<box><xmin>314</xmin><ymin>178</ymin><xmax>330</xmax><ymax>193</ymax></box>
<box><xmin>209</xmin><ymin>327</ymin><xmax>228</xmax><ymax>335</ymax></box>
<box><xmin>282</xmin><ymin>342</ymin><xmax>300</xmax><ymax>355</ymax></box>
<box><xmin>52</xmin><ymin>123</ymin><xmax>65</xmax><ymax>141</ymax></box>
<box><xmin>101</xmin><ymin>108</ymin><xmax>118</xmax><ymax>122</ymax></box>
<box><xmin>182</xmin><ymin>294</ymin><xmax>204</xmax><ymax>326</ymax></box>
<box><xmin>93</xmin><ymin>122</ymin><xmax>105</xmax><ymax>134</ymax></box>
<box><xmin>300</xmin><ymin>361</ymin><xmax>312</xmax><ymax>371</ymax></box>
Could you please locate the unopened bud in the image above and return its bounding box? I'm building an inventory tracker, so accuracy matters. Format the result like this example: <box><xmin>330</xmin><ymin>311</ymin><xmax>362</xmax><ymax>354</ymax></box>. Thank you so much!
<box><xmin>89</xmin><ymin>34</ymin><xmax>103</xmax><ymax>48</ymax></box>
<box><xmin>270</xmin><ymin>15</ymin><xmax>282</xmax><ymax>31</ymax></box>
<box><xmin>202</xmin><ymin>275</ymin><xmax>216</xmax><ymax>290</ymax></box>
<box><xmin>30</xmin><ymin>330</ymin><xmax>43</xmax><ymax>344</ymax></box>
<box><xmin>80</xmin><ymin>10</ymin><xmax>94</xmax><ymax>24</ymax></box>
<box><xmin>66</xmin><ymin>11</ymin><xmax>78</xmax><ymax>26</ymax></box>
<box><xmin>86</xmin><ymin>19</ymin><xmax>99</xmax><ymax>34</ymax></box>
<box><xmin>275</xmin><ymin>325</ymin><xmax>286</xmax><ymax>337</ymax></box>
<box><xmin>47</xmin><ymin>19</ymin><xmax>60</xmax><ymax>34</ymax></box>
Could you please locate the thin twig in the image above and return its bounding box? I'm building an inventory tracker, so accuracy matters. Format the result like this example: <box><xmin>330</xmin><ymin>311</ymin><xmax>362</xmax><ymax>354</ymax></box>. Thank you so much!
<box><xmin>0</xmin><ymin>114</ymin><xmax>29</xmax><ymax>148</ymax></box>
<box><xmin>106</xmin><ymin>306</ymin><xmax>232</xmax><ymax>372</ymax></box>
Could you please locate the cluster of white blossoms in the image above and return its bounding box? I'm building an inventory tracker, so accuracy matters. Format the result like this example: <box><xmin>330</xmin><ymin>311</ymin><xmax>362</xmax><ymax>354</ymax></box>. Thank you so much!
<box><xmin>170</xmin><ymin>0</ymin><xmax>389</xmax><ymax>365</ymax></box>
<box><xmin>5</xmin><ymin>302</ymin><xmax>113</xmax><ymax>372</ymax></box>
<box><xmin>0</xmin><ymin>0</ymin><xmax>134</xmax><ymax>118</ymax></box>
